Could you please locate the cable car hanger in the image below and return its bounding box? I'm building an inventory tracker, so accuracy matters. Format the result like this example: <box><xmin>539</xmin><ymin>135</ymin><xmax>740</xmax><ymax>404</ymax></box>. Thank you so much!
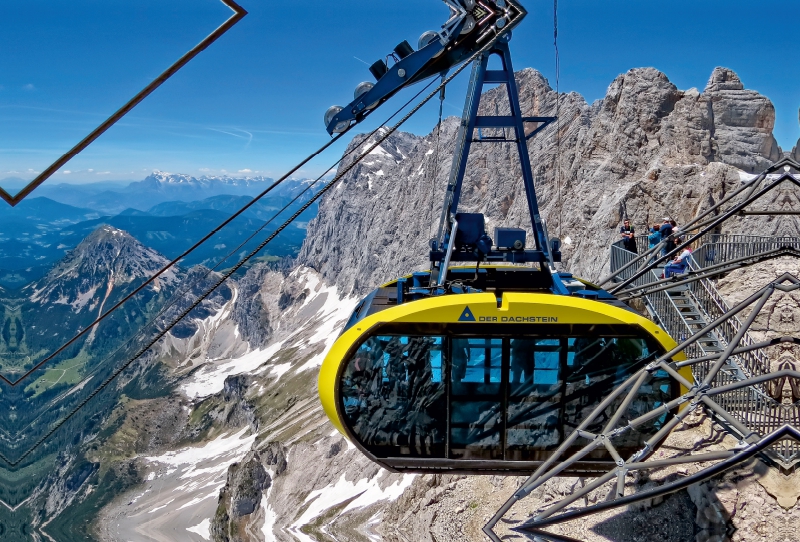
<box><xmin>318</xmin><ymin>0</ymin><xmax>692</xmax><ymax>478</ymax></box>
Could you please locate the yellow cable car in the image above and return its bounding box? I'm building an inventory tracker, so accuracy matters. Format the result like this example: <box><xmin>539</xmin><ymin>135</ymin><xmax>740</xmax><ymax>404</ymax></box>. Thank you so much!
<box><xmin>320</xmin><ymin>266</ymin><xmax>688</xmax><ymax>474</ymax></box>
<box><xmin>317</xmin><ymin>14</ymin><xmax>689</xmax><ymax>475</ymax></box>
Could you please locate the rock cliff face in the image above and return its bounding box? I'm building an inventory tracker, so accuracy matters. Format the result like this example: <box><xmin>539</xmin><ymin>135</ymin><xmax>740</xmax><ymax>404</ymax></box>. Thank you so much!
<box><xmin>94</xmin><ymin>64</ymin><xmax>794</xmax><ymax>542</ymax></box>
<box><xmin>299</xmin><ymin>66</ymin><xmax>780</xmax><ymax>293</ymax></box>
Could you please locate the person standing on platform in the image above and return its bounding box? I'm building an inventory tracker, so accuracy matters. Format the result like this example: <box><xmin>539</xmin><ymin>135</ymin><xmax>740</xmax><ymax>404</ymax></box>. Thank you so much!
<box><xmin>648</xmin><ymin>224</ymin><xmax>661</xmax><ymax>249</ymax></box>
<box><xmin>619</xmin><ymin>218</ymin><xmax>637</xmax><ymax>253</ymax></box>
<box><xmin>647</xmin><ymin>224</ymin><xmax>661</xmax><ymax>264</ymax></box>
<box><xmin>659</xmin><ymin>218</ymin><xmax>673</xmax><ymax>257</ymax></box>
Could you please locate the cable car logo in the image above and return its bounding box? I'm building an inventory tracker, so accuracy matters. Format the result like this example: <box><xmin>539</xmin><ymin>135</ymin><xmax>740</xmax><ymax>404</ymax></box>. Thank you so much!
<box><xmin>458</xmin><ymin>306</ymin><xmax>477</xmax><ymax>322</ymax></box>
<box><xmin>458</xmin><ymin>306</ymin><xmax>559</xmax><ymax>323</ymax></box>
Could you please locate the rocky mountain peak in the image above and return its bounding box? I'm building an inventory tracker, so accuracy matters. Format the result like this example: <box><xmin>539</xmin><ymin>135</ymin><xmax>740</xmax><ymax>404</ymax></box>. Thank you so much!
<box><xmin>27</xmin><ymin>225</ymin><xmax>176</xmax><ymax>309</ymax></box>
<box><xmin>705</xmin><ymin>67</ymin><xmax>745</xmax><ymax>92</ymax></box>
<box><xmin>300</xmin><ymin>64</ymin><xmax>786</xmax><ymax>293</ymax></box>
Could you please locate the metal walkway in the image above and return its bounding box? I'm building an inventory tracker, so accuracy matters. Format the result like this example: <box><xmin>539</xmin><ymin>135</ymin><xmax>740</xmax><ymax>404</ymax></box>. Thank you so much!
<box><xmin>482</xmin><ymin>158</ymin><xmax>800</xmax><ymax>539</ymax></box>
<box><xmin>611</xmin><ymin>235</ymin><xmax>776</xmax><ymax>371</ymax></box>
<box><xmin>610</xmin><ymin>234</ymin><xmax>800</xmax><ymax>461</ymax></box>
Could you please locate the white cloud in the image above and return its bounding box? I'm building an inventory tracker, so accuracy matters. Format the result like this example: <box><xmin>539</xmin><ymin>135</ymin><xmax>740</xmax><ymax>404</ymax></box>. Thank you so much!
<box><xmin>22</xmin><ymin>83</ymin><xmax>35</xmax><ymax>91</ymax></box>
<box><xmin>88</xmin><ymin>168</ymin><xmax>94</xmax><ymax>172</ymax></box>
<box><xmin>62</xmin><ymin>170</ymin><xmax>71</xmax><ymax>175</ymax></box>
<box><xmin>96</xmin><ymin>171</ymin><xmax>111</xmax><ymax>175</ymax></box>
<box><xmin>199</xmin><ymin>168</ymin><xmax>211</xmax><ymax>172</ymax></box>
<box><xmin>238</xmin><ymin>168</ymin><xmax>252</xmax><ymax>173</ymax></box>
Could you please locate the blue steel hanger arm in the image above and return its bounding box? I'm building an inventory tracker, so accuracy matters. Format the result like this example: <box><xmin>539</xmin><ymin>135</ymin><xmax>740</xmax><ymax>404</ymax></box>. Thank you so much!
<box><xmin>325</xmin><ymin>0</ymin><xmax>528</xmax><ymax>135</ymax></box>
<box><xmin>429</xmin><ymin>36</ymin><xmax>561</xmax><ymax>290</ymax></box>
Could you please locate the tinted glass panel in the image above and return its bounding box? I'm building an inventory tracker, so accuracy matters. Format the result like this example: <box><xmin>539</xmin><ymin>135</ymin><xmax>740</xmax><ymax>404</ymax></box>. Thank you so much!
<box><xmin>563</xmin><ymin>337</ymin><xmax>670</xmax><ymax>457</ymax></box>
<box><xmin>450</xmin><ymin>338</ymin><xmax>503</xmax><ymax>459</ymax></box>
<box><xmin>506</xmin><ymin>339</ymin><xmax>563</xmax><ymax>459</ymax></box>
<box><xmin>338</xmin><ymin>323</ymin><xmax>673</xmax><ymax>467</ymax></box>
<box><xmin>341</xmin><ymin>335</ymin><xmax>445</xmax><ymax>457</ymax></box>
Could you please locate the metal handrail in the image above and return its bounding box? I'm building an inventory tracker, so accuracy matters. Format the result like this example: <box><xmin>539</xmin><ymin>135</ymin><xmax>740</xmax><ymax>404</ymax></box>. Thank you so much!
<box><xmin>685</xmin><ymin>256</ymin><xmax>769</xmax><ymax>379</ymax></box>
<box><xmin>609</xmin><ymin>235</ymin><xmax>800</xmax><ymax>461</ymax></box>
<box><xmin>694</xmin><ymin>234</ymin><xmax>800</xmax><ymax>268</ymax></box>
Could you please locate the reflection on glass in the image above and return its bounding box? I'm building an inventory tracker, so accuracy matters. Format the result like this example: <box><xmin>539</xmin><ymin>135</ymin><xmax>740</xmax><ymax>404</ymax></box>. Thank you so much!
<box><xmin>341</xmin><ymin>335</ymin><xmax>445</xmax><ymax>457</ymax></box>
<box><xmin>339</xmin><ymin>332</ymin><xmax>673</xmax><ymax>464</ymax></box>
<box><xmin>506</xmin><ymin>339</ymin><xmax>563</xmax><ymax>459</ymax></box>
<box><xmin>563</xmin><ymin>337</ymin><xmax>670</xmax><ymax>455</ymax></box>
<box><xmin>450</xmin><ymin>338</ymin><xmax>503</xmax><ymax>459</ymax></box>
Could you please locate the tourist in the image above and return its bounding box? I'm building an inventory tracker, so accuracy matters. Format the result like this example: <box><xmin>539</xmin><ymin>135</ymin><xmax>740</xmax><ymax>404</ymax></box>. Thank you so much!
<box><xmin>619</xmin><ymin>218</ymin><xmax>637</xmax><ymax>253</ymax></box>
<box><xmin>647</xmin><ymin>224</ymin><xmax>661</xmax><ymax>264</ymax></box>
<box><xmin>670</xmin><ymin>219</ymin><xmax>681</xmax><ymax>251</ymax></box>
<box><xmin>648</xmin><ymin>224</ymin><xmax>661</xmax><ymax>249</ymax></box>
<box><xmin>659</xmin><ymin>218</ymin><xmax>673</xmax><ymax>256</ymax></box>
<box><xmin>663</xmin><ymin>245</ymin><xmax>693</xmax><ymax>278</ymax></box>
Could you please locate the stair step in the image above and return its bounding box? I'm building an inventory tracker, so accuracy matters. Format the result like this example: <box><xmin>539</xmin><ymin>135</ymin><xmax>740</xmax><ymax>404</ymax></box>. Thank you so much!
<box><xmin>667</xmin><ymin>286</ymin><xmax>690</xmax><ymax>293</ymax></box>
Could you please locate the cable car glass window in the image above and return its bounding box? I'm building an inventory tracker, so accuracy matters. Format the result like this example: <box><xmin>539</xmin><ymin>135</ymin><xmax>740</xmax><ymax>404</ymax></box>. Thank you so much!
<box><xmin>341</xmin><ymin>335</ymin><xmax>446</xmax><ymax>458</ymax></box>
<box><xmin>563</xmin><ymin>336</ymin><xmax>667</xmax><ymax>456</ymax></box>
<box><xmin>450</xmin><ymin>337</ymin><xmax>503</xmax><ymax>459</ymax></box>
<box><xmin>506</xmin><ymin>338</ymin><xmax>563</xmax><ymax>459</ymax></box>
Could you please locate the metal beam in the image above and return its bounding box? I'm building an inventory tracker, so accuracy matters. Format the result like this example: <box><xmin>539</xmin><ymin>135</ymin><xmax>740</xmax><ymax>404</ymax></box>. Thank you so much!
<box><xmin>515</xmin><ymin>426</ymin><xmax>800</xmax><ymax>531</ymax></box>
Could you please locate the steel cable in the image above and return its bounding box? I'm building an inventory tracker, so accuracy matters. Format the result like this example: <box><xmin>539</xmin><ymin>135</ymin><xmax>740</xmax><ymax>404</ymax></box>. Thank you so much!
<box><xmin>554</xmin><ymin>0</ymin><xmax>562</xmax><ymax>240</ymax></box>
<box><xmin>9</xmin><ymin>40</ymin><xmax>497</xmax><ymax>464</ymax></box>
<box><xmin>12</xmin><ymin>73</ymin><xmax>443</xmax><ymax>387</ymax></box>
<box><xmin>6</xmin><ymin>77</ymin><xmax>445</xmax><ymax>452</ymax></box>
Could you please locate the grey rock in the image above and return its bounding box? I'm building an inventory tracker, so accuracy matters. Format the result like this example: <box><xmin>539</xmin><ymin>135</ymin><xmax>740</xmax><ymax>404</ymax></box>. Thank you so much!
<box><xmin>299</xmin><ymin>66</ymin><xmax>774</xmax><ymax>292</ymax></box>
<box><xmin>258</xmin><ymin>442</ymin><xmax>288</xmax><ymax>476</ymax></box>
<box><xmin>228</xmin><ymin>263</ymin><xmax>275</xmax><ymax>348</ymax></box>
<box><xmin>229</xmin><ymin>454</ymin><xmax>270</xmax><ymax>517</ymax></box>
<box><xmin>704</xmin><ymin>66</ymin><xmax>781</xmax><ymax>172</ymax></box>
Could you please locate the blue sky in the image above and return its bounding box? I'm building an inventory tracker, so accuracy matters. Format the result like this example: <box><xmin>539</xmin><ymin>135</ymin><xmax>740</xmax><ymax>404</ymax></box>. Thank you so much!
<box><xmin>1</xmin><ymin>0</ymin><xmax>799</xmax><ymax>185</ymax></box>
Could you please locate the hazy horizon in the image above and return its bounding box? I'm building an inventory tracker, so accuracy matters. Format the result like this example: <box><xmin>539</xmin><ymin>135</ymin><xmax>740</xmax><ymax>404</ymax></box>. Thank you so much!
<box><xmin>3</xmin><ymin>0</ymin><xmax>800</xmax><ymax>187</ymax></box>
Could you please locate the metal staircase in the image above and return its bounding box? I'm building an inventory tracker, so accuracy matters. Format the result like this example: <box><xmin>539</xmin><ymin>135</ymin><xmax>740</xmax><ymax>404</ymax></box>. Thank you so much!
<box><xmin>610</xmin><ymin>238</ymin><xmax>772</xmax><ymax>383</ymax></box>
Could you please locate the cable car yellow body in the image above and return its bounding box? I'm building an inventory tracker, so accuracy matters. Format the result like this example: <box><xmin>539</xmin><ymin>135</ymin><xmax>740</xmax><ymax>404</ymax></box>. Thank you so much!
<box><xmin>320</xmin><ymin>290</ymin><xmax>689</xmax><ymax>438</ymax></box>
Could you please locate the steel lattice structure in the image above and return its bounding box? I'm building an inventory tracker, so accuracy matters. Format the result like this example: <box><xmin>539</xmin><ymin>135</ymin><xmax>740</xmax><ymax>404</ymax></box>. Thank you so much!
<box><xmin>483</xmin><ymin>158</ymin><xmax>800</xmax><ymax>540</ymax></box>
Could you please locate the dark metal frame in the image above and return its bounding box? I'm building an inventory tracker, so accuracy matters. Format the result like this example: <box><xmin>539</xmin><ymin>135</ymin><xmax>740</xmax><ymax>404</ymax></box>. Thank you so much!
<box><xmin>1</xmin><ymin>0</ymin><xmax>247</xmax><ymax>206</ymax></box>
<box><xmin>430</xmin><ymin>35</ymin><xmax>558</xmax><ymax>281</ymax></box>
<box><xmin>325</xmin><ymin>0</ymin><xmax>529</xmax><ymax>135</ymax></box>
<box><xmin>482</xmin><ymin>273</ymin><xmax>800</xmax><ymax>540</ymax></box>
<box><xmin>479</xmin><ymin>159</ymin><xmax>800</xmax><ymax>540</ymax></box>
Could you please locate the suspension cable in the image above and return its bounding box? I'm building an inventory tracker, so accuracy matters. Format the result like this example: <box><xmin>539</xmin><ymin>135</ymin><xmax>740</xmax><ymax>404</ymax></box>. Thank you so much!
<box><xmin>554</xmin><ymin>0</ymin><xmax>562</xmax><ymax>240</ymax></box>
<box><xmin>10</xmin><ymin>41</ymin><xmax>494</xmax><ymax>464</ymax></box>
<box><xmin>38</xmin><ymin>75</ymin><xmax>442</xmax><ymax>397</ymax></box>
<box><xmin>430</xmin><ymin>75</ymin><xmax>446</xmax><ymax>237</ymax></box>
<box><xmin>13</xmin><ymin>75</ymin><xmax>442</xmax><ymax>387</ymax></box>
<box><xmin>7</xmin><ymin>132</ymin><xmax>344</xmax><ymax>386</ymax></box>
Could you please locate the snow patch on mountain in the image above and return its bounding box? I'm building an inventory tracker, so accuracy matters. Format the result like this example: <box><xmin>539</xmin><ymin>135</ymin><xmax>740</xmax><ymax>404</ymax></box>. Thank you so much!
<box><xmin>99</xmin><ymin>429</ymin><xmax>255</xmax><ymax>542</ymax></box>
<box><xmin>181</xmin><ymin>266</ymin><xmax>357</xmax><ymax>399</ymax></box>
<box><xmin>145</xmin><ymin>427</ymin><xmax>254</xmax><ymax>478</ymax></box>
<box><xmin>181</xmin><ymin>341</ymin><xmax>285</xmax><ymax>399</ymax></box>
<box><xmin>290</xmin><ymin>472</ymin><xmax>416</xmax><ymax>542</ymax></box>
<box><xmin>186</xmin><ymin>518</ymin><xmax>211</xmax><ymax>540</ymax></box>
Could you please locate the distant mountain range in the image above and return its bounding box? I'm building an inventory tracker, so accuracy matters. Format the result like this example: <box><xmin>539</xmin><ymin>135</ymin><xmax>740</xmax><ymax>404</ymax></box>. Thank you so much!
<box><xmin>0</xmin><ymin>173</ymin><xmax>321</xmax><ymax>287</ymax></box>
<box><xmin>1</xmin><ymin>171</ymin><xmax>317</xmax><ymax>215</ymax></box>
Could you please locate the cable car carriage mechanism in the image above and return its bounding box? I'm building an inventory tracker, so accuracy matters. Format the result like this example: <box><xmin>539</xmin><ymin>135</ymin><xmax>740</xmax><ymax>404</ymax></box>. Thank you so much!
<box><xmin>319</xmin><ymin>0</ymin><xmax>689</xmax><ymax>475</ymax></box>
